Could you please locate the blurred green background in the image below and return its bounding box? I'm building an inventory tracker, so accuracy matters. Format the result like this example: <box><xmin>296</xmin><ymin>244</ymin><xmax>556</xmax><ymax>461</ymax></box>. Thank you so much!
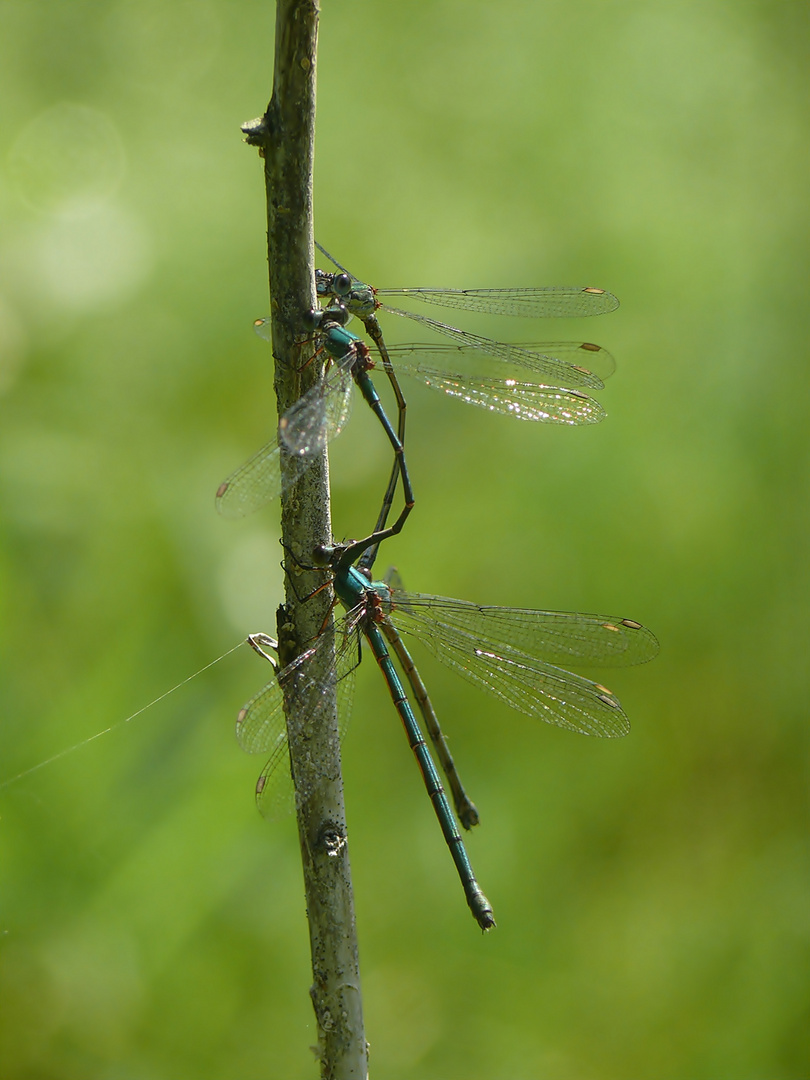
<box><xmin>1</xmin><ymin>2</ymin><xmax>807</xmax><ymax>1077</ymax></box>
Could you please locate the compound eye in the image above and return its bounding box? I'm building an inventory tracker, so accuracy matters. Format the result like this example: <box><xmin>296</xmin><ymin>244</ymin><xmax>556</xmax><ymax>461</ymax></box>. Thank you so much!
<box><xmin>302</xmin><ymin>308</ymin><xmax>323</xmax><ymax>330</ymax></box>
<box><xmin>323</xmin><ymin>302</ymin><xmax>348</xmax><ymax>326</ymax></box>
<box><xmin>333</xmin><ymin>272</ymin><xmax>352</xmax><ymax>297</ymax></box>
<box><xmin>312</xmin><ymin>544</ymin><xmax>334</xmax><ymax>567</ymax></box>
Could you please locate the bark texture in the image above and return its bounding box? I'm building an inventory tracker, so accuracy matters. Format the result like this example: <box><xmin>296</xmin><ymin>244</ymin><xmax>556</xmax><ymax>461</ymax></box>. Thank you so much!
<box><xmin>242</xmin><ymin>4</ymin><xmax>367</xmax><ymax>1075</ymax></box>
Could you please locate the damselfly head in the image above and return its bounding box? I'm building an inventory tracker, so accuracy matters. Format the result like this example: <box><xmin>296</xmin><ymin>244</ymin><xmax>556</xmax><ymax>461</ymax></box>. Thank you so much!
<box><xmin>301</xmin><ymin>306</ymin><xmax>328</xmax><ymax>331</ymax></box>
<box><xmin>312</xmin><ymin>543</ymin><xmax>336</xmax><ymax>567</ymax></box>
<box><xmin>333</xmin><ymin>272</ymin><xmax>352</xmax><ymax>297</ymax></box>
<box><xmin>304</xmin><ymin>303</ymin><xmax>349</xmax><ymax>333</ymax></box>
<box><xmin>323</xmin><ymin>302</ymin><xmax>349</xmax><ymax>325</ymax></box>
<box><xmin>314</xmin><ymin>269</ymin><xmax>352</xmax><ymax>300</ymax></box>
<box><xmin>314</xmin><ymin>268</ymin><xmax>335</xmax><ymax>294</ymax></box>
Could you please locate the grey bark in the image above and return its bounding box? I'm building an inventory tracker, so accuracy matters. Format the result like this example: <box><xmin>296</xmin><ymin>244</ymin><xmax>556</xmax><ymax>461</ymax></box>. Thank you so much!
<box><xmin>242</xmin><ymin>3</ymin><xmax>367</xmax><ymax>1076</ymax></box>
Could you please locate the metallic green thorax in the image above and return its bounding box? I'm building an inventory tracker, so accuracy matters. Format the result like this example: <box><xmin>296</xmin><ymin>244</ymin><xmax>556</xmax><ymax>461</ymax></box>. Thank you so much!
<box><xmin>320</xmin><ymin>321</ymin><xmax>366</xmax><ymax>360</ymax></box>
<box><xmin>333</xmin><ymin>564</ymin><xmax>391</xmax><ymax>613</ymax></box>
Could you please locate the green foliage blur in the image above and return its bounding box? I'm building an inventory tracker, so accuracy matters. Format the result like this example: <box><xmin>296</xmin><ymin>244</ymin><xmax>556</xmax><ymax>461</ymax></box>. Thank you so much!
<box><xmin>1</xmin><ymin>2</ymin><xmax>807</xmax><ymax>1077</ymax></box>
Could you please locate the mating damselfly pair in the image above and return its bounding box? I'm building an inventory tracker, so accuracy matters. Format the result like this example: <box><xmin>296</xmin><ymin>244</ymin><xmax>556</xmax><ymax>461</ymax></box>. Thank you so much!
<box><xmin>219</xmin><ymin>245</ymin><xmax>658</xmax><ymax>929</ymax></box>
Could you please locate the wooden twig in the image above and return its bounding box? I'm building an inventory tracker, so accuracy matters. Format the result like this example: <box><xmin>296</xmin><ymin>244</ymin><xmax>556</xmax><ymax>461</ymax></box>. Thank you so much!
<box><xmin>242</xmin><ymin>3</ymin><xmax>367</xmax><ymax>1076</ymax></box>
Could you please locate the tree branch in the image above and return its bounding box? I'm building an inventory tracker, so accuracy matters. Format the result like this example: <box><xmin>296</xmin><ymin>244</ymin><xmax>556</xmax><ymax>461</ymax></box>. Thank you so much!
<box><xmin>242</xmin><ymin>3</ymin><xmax>367</xmax><ymax>1076</ymax></box>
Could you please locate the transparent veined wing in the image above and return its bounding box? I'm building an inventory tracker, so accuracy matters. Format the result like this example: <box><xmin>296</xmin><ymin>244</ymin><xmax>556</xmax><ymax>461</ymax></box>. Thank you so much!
<box><xmin>216</xmin><ymin>370</ymin><xmax>353</xmax><ymax>519</ymax></box>
<box><xmin>388</xmin><ymin>591</ymin><xmax>658</xmax><ymax>738</ymax></box>
<box><xmin>237</xmin><ymin>618</ymin><xmax>363</xmax><ymax>819</ymax></box>
<box><xmin>390</xmin><ymin>592</ymin><xmax>659</xmax><ymax>668</ymax></box>
<box><xmin>397</xmin><ymin>364</ymin><xmax>605</xmax><ymax>425</ymax></box>
<box><xmin>380</xmin><ymin>314</ymin><xmax>608</xmax><ymax>389</ymax></box>
<box><xmin>378</xmin><ymin>285</ymin><xmax>620</xmax><ymax>319</ymax></box>
<box><xmin>382</xmin><ymin>340</ymin><xmax>616</xmax><ymax>383</ymax></box>
<box><xmin>278</xmin><ymin>358</ymin><xmax>354</xmax><ymax>458</ymax></box>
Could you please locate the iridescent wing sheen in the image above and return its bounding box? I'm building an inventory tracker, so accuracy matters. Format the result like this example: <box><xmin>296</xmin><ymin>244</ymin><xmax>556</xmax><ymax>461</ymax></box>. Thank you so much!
<box><xmin>389</xmin><ymin>591</ymin><xmax>658</xmax><ymax>738</ymax></box>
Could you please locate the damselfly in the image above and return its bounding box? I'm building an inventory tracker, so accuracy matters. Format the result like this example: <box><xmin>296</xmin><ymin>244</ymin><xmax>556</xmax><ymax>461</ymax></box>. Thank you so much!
<box><xmin>216</xmin><ymin>316</ymin><xmax>414</xmax><ymax>548</ymax></box>
<box><xmin>314</xmin><ymin>242</ymin><xmax>618</xmax><ymax>390</ymax></box>
<box><xmin>313</xmin><ymin>242</ymin><xmax>617</xmax><ymax>571</ymax></box>
<box><xmin>237</xmin><ymin>549</ymin><xmax>658</xmax><ymax>929</ymax></box>
<box><xmin>228</xmin><ymin>316</ymin><xmax>606</xmax><ymax>522</ymax></box>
